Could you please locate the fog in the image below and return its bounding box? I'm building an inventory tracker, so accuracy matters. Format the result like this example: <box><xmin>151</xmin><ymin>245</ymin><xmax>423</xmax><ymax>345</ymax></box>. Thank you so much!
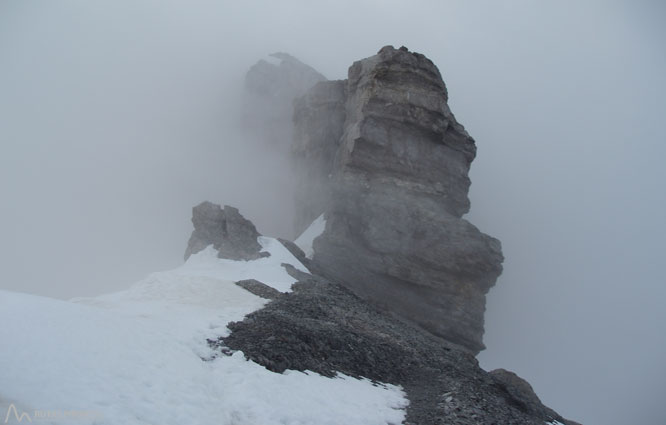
<box><xmin>1</xmin><ymin>1</ymin><xmax>664</xmax><ymax>424</ymax></box>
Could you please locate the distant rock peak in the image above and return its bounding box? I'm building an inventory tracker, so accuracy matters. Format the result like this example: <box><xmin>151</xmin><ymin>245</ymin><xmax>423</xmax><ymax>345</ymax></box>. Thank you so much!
<box><xmin>242</xmin><ymin>52</ymin><xmax>326</xmax><ymax>156</ymax></box>
<box><xmin>245</xmin><ymin>52</ymin><xmax>325</xmax><ymax>98</ymax></box>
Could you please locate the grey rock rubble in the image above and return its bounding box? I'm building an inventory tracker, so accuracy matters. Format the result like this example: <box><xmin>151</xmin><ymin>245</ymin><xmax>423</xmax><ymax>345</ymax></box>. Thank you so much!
<box><xmin>489</xmin><ymin>369</ymin><xmax>563</xmax><ymax>422</ymax></box>
<box><xmin>293</xmin><ymin>45</ymin><xmax>503</xmax><ymax>354</ymax></box>
<box><xmin>217</xmin><ymin>266</ymin><xmax>578</xmax><ymax>425</ymax></box>
<box><xmin>184</xmin><ymin>201</ymin><xmax>268</xmax><ymax>261</ymax></box>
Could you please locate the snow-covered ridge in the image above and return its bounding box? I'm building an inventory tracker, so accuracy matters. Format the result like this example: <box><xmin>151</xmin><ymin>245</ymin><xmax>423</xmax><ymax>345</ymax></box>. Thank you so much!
<box><xmin>0</xmin><ymin>236</ymin><xmax>407</xmax><ymax>425</ymax></box>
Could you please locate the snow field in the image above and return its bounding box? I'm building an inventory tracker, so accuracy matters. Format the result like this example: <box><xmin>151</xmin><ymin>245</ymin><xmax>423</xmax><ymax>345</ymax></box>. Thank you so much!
<box><xmin>0</xmin><ymin>236</ymin><xmax>407</xmax><ymax>425</ymax></box>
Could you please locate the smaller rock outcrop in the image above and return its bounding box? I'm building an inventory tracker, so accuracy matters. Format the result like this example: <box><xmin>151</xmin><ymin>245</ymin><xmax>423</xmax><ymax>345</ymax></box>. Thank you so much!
<box><xmin>184</xmin><ymin>201</ymin><xmax>267</xmax><ymax>261</ymax></box>
<box><xmin>490</xmin><ymin>368</ymin><xmax>563</xmax><ymax>423</ymax></box>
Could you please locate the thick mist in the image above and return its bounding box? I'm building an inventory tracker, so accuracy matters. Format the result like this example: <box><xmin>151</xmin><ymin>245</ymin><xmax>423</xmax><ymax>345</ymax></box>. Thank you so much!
<box><xmin>1</xmin><ymin>2</ymin><xmax>664</xmax><ymax>425</ymax></box>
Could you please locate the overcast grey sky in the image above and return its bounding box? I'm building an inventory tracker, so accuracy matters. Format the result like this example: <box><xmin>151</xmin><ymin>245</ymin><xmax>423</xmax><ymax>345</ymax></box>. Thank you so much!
<box><xmin>1</xmin><ymin>1</ymin><xmax>664</xmax><ymax>424</ymax></box>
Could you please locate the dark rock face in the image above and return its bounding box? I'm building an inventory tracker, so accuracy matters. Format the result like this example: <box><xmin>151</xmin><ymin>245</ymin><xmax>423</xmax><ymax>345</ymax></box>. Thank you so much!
<box><xmin>218</xmin><ymin>267</ymin><xmax>577</xmax><ymax>425</ymax></box>
<box><xmin>292</xmin><ymin>46</ymin><xmax>503</xmax><ymax>353</ymax></box>
<box><xmin>234</xmin><ymin>279</ymin><xmax>282</xmax><ymax>300</ymax></box>
<box><xmin>192</xmin><ymin>49</ymin><xmax>577</xmax><ymax>425</ymax></box>
<box><xmin>184</xmin><ymin>201</ymin><xmax>267</xmax><ymax>261</ymax></box>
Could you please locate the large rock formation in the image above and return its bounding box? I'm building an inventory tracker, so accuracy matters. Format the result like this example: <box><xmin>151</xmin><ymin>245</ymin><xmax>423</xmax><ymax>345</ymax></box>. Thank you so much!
<box><xmin>190</xmin><ymin>47</ymin><xmax>578</xmax><ymax>425</ymax></box>
<box><xmin>293</xmin><ymin>46</ymin><xmax>503</xmax><ymax>353</ymax></box>
<box><xmin>184</xmin><ymin>201</ymin><xmax>267</xmax><ymax>261</ymax></box>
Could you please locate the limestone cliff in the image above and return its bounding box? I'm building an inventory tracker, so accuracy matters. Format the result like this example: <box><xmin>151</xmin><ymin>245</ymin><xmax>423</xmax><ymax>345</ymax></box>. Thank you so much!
<box><xmin>293</xmin><ymin>46</ymin><xmax>503</xmax><ymax>353</ymax></box>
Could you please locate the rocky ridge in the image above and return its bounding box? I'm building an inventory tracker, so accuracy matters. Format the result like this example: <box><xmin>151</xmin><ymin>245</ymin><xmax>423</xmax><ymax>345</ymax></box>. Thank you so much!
<box><xmin>191</xmin><ymin>201</ymin><xmax>578</xmax><ymax>425</ymax></box>
<box><xmin>189</xmin><ymin>46</ymin><xmax>581</xmax><ymax>424</ymax></box>
<box><xmin>217</xmin><ymin>263</ymin><xmax>577</xmax><ymax>425</ymax></box>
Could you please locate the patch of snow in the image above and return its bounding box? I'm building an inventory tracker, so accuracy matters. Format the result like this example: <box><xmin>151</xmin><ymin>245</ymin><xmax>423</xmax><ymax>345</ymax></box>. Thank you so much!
<box><xmin>0</xmin><ymin>238</ymin><xmax>407</xmax><ymax>425</ymax></box>
<box><xmin>294</xmin><ymin>214</ymin><xmax>326</xmax><ymax>258</ymax></box>
<box><xmin>178</xmin><ymin>236</ymin><xmax>308</xmax><ymax>293</ymax></box>
<box><xmin>546</xmin><ymin>420</ymin><xmax>566</xmax><ymax>425</ymax></box>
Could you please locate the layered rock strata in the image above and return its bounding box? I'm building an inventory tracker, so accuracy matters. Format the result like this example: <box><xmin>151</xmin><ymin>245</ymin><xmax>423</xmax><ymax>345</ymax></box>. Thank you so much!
<box><xmin>293</xmin><ymin>46</ymin><xmax>503</xmax><ymax>353</ymax></box>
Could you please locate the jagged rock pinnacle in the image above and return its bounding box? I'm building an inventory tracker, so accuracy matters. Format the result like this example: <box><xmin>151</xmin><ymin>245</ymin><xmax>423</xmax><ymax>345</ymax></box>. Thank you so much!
<box><xmin>184</xmin><ymin>201</ymin><xmax>267</xmax><ymax>261</ymax></box>
<box><xmin>293</xmin><ymin>45</ymin><xmax>504</xmax><ymax>353</ymax></box>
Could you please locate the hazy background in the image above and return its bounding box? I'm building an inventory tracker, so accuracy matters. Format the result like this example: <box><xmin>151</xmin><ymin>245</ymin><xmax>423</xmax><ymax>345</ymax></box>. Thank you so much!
<box><xmin>1</xmin><ymin>1</ymin><xmax>664</xmax><ymax>424</ymax></box>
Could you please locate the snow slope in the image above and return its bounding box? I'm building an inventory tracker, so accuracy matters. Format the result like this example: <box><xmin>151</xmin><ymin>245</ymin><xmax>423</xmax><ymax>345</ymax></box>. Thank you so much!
<box><xmin>0</xmin><ymin>237</ymin><xmax>407</xmax><ymax>425</ymax></box>
<box><xmin>294</xmin><ymin>214</ymin><xmax>326</xmax><ymax>258</ymax></box>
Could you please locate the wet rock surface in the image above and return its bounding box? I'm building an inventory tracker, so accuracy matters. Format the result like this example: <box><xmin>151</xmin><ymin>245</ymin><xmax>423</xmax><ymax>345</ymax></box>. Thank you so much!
<box><xmin>218</xmin><ymin>267</ymin><xmax>576</xmax><ymax>425</ymax></box>
<box><xmin>193</xmin><ymin>45</ymin><xmax>581</xmax><ymax>424</ymax></box>
<box><xmin>184</xmin><ymin>201</ymin><xmax>268</xmax><ymax>261</ymax></box>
